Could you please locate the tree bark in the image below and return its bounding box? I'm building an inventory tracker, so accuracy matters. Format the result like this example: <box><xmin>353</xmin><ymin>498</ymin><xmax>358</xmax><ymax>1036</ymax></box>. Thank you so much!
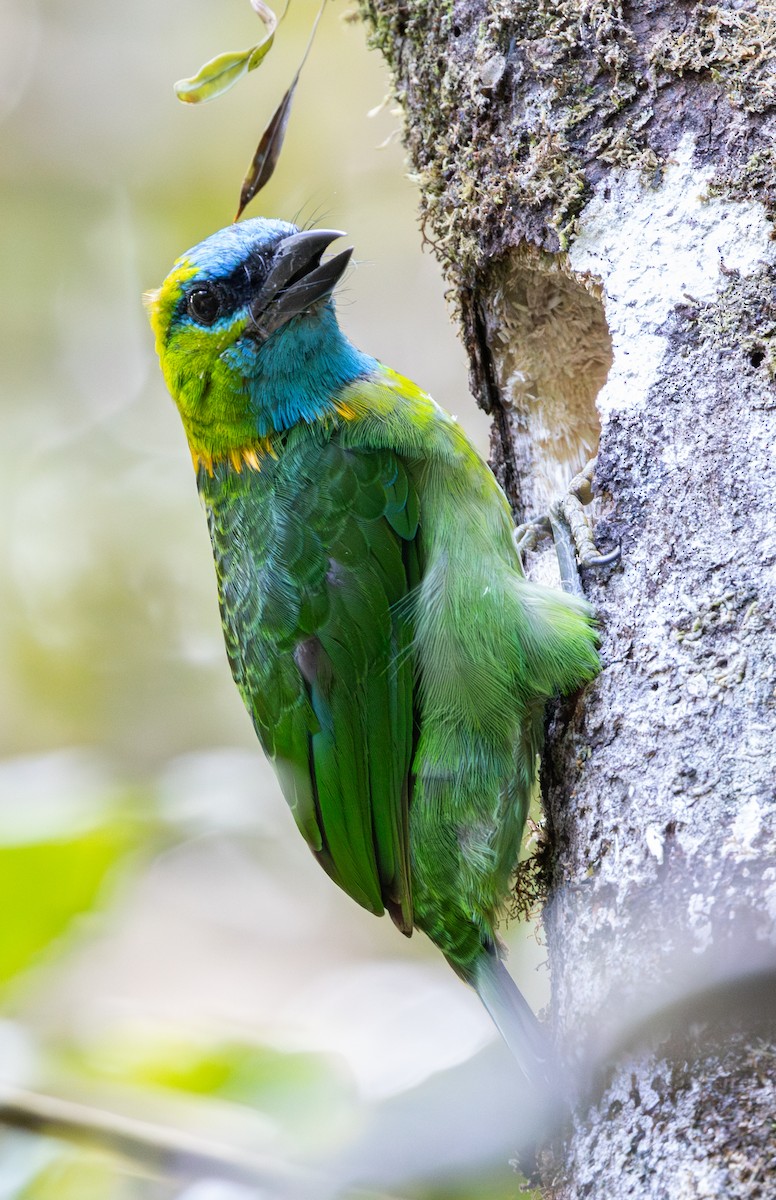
<box><xmin>359</xmin><ymin>2</ymin><xmax>776</xmax><ymax>1196</ymax></box>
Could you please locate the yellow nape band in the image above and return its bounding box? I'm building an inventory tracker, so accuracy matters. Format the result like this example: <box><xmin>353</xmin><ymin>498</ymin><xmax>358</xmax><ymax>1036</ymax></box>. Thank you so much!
<box><xmin>334</xmin><ymin>400</ymin><xmax>358</xmax><ymax>421</ymax></box>
<box><xmin>189</xmin><ymin>436</ymin><xmax>277</xmax><ymax>477</ymax></box>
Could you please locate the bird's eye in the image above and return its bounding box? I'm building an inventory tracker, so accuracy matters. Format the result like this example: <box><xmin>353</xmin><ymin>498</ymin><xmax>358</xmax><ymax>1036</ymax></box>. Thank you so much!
<box><xmin>187</xmin><ymin>286</ymin><xmax>221</xmax><ymax>326</ymax></box>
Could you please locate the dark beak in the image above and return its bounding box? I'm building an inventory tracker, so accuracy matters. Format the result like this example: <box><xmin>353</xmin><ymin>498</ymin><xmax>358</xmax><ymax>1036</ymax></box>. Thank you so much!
<box><xmin>250</xmin><ymin>229</ymin><xmax>352</xmax><ymax>341</ymax></box>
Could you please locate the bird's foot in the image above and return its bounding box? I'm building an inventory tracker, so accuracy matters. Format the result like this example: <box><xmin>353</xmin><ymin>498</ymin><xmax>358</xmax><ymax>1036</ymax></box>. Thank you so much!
<box><xmin>514</xmin><ymin>458</ymin><xmax>620</xmax><ymax>597</ymax></box>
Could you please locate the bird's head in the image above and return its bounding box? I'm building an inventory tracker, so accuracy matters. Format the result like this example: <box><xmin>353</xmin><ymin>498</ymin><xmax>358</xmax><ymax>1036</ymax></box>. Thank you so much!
<box><xmin>147</xmin><ymin>218</ymin><xmax>366</xmax><ymax>471</ymax></box>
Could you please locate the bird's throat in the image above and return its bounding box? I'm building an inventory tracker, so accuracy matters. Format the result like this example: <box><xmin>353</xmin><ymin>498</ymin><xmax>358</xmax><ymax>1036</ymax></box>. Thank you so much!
<box><xmin>188</xmin><ymin>435</ymin><xmax>276</xmax><ymax>477</ymax></box>
<box><xmin>183</xmin><ymin>307</ymin><xmax>375</xmax><ymax>473</ymax></box>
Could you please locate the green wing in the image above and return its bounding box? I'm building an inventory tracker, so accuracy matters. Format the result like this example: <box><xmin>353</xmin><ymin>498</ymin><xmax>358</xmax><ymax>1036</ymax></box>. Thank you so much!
<box><xmin>203</xmin><ymin>432</ymin><xmax>421</xmax><ymax>933</ymax></box>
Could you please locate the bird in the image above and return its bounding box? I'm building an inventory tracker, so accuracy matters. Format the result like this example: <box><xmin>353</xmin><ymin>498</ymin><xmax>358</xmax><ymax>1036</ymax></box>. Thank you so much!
<box><xmin>147</xmin><ymin>218</ymin><xmax>600</xmax><ymax>1086</ymax></box>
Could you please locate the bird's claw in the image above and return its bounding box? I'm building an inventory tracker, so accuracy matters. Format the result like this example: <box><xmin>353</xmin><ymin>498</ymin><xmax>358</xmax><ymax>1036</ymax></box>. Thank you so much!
<box><xmin>580</xmin><ymin>544</ymin><xmax>621</xmax><ymax>569</ymax></box>
<box><xmin>514</xmin><ymin>458</ymin><xmax>620</xmax><ymax>597</ymax></box>
<box><xmin>513</xmin><ymin>514</ymin><xmax>552</xmax><ymax>559</ymax></box>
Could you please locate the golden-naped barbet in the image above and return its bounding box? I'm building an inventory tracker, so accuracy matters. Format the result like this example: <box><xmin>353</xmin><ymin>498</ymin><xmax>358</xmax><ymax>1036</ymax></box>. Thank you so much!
<box><xmin>148</xmin><ymin>219</ymin><xmax>599</xmax><ymax>1084</ymax></box>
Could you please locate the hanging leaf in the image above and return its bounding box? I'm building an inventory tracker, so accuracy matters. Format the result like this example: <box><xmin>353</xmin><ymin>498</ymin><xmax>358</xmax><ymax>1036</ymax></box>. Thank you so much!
<box><xmin>249</xmin><ymin>0</ymin><xmax>277</xmax><ymax>20</ymax></box>
<box><xmin>174</xmin><ymin>3</ymin><xmax>277</xmax><ymax>104</ymax></box>
<box><xmin>233</xmin><ymin>0</ymin><xmax>327</xmax><ymax>218</ymax></box>
<box><xmin>235</xmin><ymin>81</ymin><xmax>298</xmax><ymax>220</ymax></box>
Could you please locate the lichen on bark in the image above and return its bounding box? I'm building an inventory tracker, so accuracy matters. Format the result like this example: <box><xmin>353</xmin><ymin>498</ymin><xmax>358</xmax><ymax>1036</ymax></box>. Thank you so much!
<box><xmin>360</xmin><ymin>2</ymin><xmax>776</xmax><ymax>1196</ymax></box>
<box><xmin>359</xmin><ymin>0</ymin><xmax>776</xmax><ymax>513</ymax></box>
<box><xmin>360</xmin><ymin>0</ymin><xmax>776</xmax><ymax>273</ymax></box>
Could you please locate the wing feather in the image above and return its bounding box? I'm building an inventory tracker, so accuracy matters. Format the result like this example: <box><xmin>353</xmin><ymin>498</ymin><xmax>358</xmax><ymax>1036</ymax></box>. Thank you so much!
<box><xmin>202</xmin><ymin>433</ymin><xmax>421</xmax><ymax>926</ymax></box>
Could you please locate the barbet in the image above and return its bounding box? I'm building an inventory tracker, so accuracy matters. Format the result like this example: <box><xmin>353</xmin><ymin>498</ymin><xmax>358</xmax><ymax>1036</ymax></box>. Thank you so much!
<box><xmin>149</xmin><ymin>219</ymin><xmax>599</xmax><ymax>1084</ymax></box>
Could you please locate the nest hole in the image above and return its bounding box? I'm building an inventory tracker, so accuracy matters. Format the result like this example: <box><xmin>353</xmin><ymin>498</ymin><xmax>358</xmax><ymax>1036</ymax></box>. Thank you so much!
<box><xmin>482</xmin><ymin>250</ymin><xmax>613</xmax><ymax>513</ymax></box>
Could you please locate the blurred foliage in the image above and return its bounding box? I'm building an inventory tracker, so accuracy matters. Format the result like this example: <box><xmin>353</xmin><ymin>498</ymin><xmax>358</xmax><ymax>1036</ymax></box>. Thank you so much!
<box><xmin>59</xmin><ymin>1030</ymin><xmax>358</xmax><ymax>1148</ymax></box>
<box><xmin>77</xmin><ymin>1036</ymin><xmax>327</xmax><ymax>1102</ymax></box>
<box><xmin>0</xmin><ymin>827</ymin><xmax>131</xmax><ymax>987</ymax></box>
<box><xmin>0</xmin><ymin>0</ymin><xmax>531</xmax><ymax>1197</ymax></box>
<box><xmin>16</xmin><ymin>1153</ymin><xmax>173</xmax><ymax>1200</ymax></box>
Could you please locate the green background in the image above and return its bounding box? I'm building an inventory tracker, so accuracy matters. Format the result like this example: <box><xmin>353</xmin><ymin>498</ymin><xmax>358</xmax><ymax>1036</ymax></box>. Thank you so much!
<box><xmin>0</xmin><ymin>1</ymin><xmax>538</xmax><ymax>1196</ymax></box>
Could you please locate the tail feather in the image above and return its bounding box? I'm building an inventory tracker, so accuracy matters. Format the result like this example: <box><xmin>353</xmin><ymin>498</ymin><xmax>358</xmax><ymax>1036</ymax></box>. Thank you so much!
<box><xmin>473</xmin><ymin>949</ymin><xmax>555</xmax><ymax>1091</ymax></box>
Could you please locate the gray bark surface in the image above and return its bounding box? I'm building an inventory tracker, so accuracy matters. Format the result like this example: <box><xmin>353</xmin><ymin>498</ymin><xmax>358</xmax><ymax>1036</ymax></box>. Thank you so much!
<box><xmin>360</xmin><ymin>2</ymin><xmax>776</xmax><ymax>1196</ymax></box>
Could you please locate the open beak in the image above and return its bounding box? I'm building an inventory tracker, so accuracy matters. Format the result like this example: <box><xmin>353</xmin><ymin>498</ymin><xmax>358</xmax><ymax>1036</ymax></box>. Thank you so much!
<box><xmin>250</xmin><ymin>229</ymin><xmax>352</xmax><ymax>341</ymax></box>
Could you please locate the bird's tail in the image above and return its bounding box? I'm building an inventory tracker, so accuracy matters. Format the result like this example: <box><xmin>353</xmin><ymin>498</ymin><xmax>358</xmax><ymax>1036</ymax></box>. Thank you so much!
<box><xmin>472</xmin><ymin>947</ymin><xmax>555</xmax><ymax>1091</ymax></box>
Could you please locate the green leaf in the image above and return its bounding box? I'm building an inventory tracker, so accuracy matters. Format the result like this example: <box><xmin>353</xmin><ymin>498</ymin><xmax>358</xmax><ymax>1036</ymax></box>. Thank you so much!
<box><xmin>249</xmin><ymin>0</ymin><xmax>278</xmax><ymax>21</ymax></box>
<box><xmin>174</xmin><ymin>39</ymin><xmax>275</xmax><ymax>104</ymax></box>
<box><xmin>174</xmin><ymin>3</ymin><xmax>278</xmax><ymax>104</ymax></box>
<box><xmin>0</xmin><ymin>826</ymin><xmax>130</xmax><ymax>987</ymax></box>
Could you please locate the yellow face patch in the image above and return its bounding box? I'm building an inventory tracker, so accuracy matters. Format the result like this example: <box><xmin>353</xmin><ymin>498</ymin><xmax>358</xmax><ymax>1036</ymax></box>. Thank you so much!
<box><xmin>146</xmin><ymin>258</ymin><xmax>199</xmax><ymax>361</ymax></box>
<box><xmin>148</xmin><ymin>256</ymin><xmax>267</xmax><ymax>472</ymax></box>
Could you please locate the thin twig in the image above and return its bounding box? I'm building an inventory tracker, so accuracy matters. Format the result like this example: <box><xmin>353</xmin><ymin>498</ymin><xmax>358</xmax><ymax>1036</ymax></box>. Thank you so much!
<box><xmin>0</xmin><ymin>1086</ymin><xmax>322</xmax><ymax>1195</ymax></box>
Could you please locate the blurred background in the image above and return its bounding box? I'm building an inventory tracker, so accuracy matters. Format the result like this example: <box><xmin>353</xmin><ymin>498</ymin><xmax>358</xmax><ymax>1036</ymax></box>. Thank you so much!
<box><xmin>0</xmin><ymin>1</ymin><xmax>540</xmax><ymax>1196</ymax></box>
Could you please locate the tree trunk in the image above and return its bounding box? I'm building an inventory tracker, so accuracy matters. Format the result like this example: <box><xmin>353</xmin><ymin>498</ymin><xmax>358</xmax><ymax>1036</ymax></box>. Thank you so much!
<box><xmin>359</xmin><ymin>3</ymin><xmax>776</xmax><ymax>1195</ymax></box>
